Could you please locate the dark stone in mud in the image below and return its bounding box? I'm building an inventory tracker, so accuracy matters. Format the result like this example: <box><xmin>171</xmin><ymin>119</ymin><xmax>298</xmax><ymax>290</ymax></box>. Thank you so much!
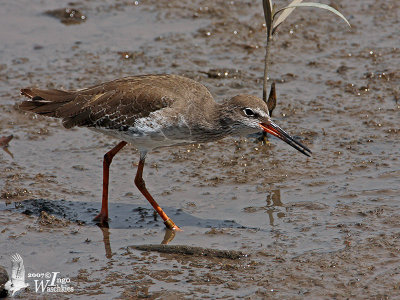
<box><xmin>22</xmin><ymin>209</ymin><xmax>33</xmax><ymax>216</ymax></box>
<box><xmin>131</xmin><ymin>244</ymin><xmax>247</xmax><ymax>260</ymax></box>
<box><xmin>117</xmin><ymin>51</ymin><xmax>145</xmax><ymax>62</ymax></box>
<box><xmin>0</xmin><ymin>266</ymin><xmax>9</xmax><ymax>298</ymax></box>
<box><xmin>201</xmin><ymin>68</ymin><xmax>242</xmax><ymax>79</ymax></box>
<box><xmin>33</xmin><ymin>45</ymin><xmax>44</xmax><ymax>50</ymax></box>
<box><xmin>44</xmin><ymin>8</ymin><xmax>87</xmax><ymax>25</ymax></box>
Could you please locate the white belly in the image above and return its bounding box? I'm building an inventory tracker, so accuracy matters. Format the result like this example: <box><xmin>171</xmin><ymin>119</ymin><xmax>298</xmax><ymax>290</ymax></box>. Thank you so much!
<box><xmin>90</xmin><ymin>111</ymin><xmax>195</xmax><ymax>152</ymax></box>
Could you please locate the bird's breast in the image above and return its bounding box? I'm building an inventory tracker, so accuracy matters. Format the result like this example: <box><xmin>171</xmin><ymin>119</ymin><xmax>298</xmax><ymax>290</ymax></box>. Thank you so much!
<box><xmin>91</xmin><ymin>110</ymin><xmax>197</xmax><ymax>152</ymax></box>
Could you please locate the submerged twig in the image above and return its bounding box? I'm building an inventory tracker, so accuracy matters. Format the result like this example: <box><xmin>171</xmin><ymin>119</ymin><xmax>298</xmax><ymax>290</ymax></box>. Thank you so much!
<box><xmin>130</xmin><ymin>244</ymin><xmax>247</xmax><ymax>260</ymax></box>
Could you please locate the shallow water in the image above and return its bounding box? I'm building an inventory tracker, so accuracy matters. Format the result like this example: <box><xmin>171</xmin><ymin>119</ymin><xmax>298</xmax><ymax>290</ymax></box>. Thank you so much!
<box><xmin>1</xmin><ymin>0</ymin><xmax>399</xmax><ymax>298</ymax></box>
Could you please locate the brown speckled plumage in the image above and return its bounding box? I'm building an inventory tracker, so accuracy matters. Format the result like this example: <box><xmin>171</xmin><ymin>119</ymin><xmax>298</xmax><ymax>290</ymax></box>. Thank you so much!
<box><xmin>20</xmin><ymin>74</ymin><xmax>276</xmax><ymax>151</ymax></box>
<box><xmin>21</xmin><ymin>75</ymin><xmax>209</xmax><ymax>129</ymax></box>
<box><xmin>19</xmin><ymin>74</ymin><xmax>310</xmax><ymax>230</ymax></box>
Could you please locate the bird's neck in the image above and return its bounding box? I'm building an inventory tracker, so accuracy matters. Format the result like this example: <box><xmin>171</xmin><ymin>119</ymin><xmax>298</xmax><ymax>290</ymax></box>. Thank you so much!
<box><xmin>182</xmin><ymin>101</ymin><xmax>233</xmax><ymax>142</ymax></box>
<box><xmin>215</xmin><ymin>102</ymin><xmax>235</xmax><ymax>130</ymax></box>
<box><xmin>206</xmin><ymin>101</ymin><xmax>237</xmax><ymax>137</ymax></box>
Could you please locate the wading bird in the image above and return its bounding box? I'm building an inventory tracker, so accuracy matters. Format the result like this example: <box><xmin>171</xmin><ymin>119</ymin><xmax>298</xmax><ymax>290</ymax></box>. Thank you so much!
<box><xmin>20</xmin><ymin>74</ymin><xmax>311</xmax><ymax>230</ymax></box>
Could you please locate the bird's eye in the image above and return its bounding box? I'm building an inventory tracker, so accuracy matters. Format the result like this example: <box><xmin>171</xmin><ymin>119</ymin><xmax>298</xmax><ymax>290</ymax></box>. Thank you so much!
<box><xmin>243</xmin><ymin>108</ymin><xmax>255</xmax><ymax>117</ymax></box>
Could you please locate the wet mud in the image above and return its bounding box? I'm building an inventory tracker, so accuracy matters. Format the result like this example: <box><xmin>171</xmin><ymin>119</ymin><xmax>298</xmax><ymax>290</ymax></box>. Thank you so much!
<box><xmin>1</xmin><ymin>0</ymin><xmax>399</xmax><ymax>298</ymax></box>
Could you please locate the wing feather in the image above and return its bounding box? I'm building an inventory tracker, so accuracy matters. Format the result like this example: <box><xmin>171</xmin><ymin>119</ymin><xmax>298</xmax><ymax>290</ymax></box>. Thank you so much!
<box><xmin>20</xmin><ymin>75</ymin><xmax>213</xmax><ymax>130</ymax></box>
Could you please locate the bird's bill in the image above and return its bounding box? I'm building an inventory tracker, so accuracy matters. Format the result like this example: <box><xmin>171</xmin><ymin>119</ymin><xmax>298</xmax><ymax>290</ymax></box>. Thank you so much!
<box><xmin>259</xmin><ymin>122</ymin><xmax>312</xmax><ymax>157</ymax></box>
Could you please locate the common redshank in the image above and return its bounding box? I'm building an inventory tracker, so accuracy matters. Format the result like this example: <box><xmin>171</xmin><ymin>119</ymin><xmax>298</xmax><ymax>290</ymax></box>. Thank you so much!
<box><xmin>19</xmin><ymin>74</ymin><xmax>311</xmax><ymax>230</ymax></box>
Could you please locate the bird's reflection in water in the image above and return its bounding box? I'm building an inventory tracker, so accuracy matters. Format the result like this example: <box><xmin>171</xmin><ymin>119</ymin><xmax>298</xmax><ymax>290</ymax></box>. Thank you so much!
<box><xmin>97</xmin><ymin>221</ymin><xmax>177</xmax><ymax>258</ymax></box>
<box><xmin>96</xmin><ymin>190</ymin><xmax>285</xmax><ymax>257</ymax></box>
<box><xmin>161</xmin><ymin>228</ymin><xmax>176</xmax><ymax>245</ymax></box>
<box><xmin>97</xmin><ymin>223</ymin><xmax>113</xmax><ymax>259</ymax></box>
<box><xmin>265</xmin><ymin>189</ymin><xmax>285</xmax><ymax>226</ymax></box>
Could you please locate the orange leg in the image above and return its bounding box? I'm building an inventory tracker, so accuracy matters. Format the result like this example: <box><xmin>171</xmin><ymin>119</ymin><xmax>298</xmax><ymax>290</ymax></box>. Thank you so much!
<box><xmin>93</xmin><ymin>141</ymin><xmax>127</xmax><ymax>225</ymax></box>
<box><xmin>134</xmin><ymin>153</ymin><xmax>181</xmax><ymax>231</ymax></box>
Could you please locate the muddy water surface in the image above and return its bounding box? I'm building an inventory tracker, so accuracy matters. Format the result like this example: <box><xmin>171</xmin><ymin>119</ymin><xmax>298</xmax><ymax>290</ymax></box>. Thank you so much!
<box><xmin>1</xmin><ymin>0</ymin><xmax>399</xmax><ymax>298</ymax></box>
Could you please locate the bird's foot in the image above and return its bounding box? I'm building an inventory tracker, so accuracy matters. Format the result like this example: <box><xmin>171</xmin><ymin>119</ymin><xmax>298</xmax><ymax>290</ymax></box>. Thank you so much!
<box><xmin>257</xmin><ymin>132</ymin><xmax>270</xmax><ymax>145</ymax></box>
<box><xmin>172</xmin><ymin>225</ymin><xmax>183</xmax><ymax>231</ymax></box>
<box><xmin>93</xmin><ymin>212</ymin><xmax>109</xmax><ymax>227</ymax></box>
<box><xmin>164</xmin><ymin>219</ymin><xmax>182</xmax><ymax>231</ymax></box>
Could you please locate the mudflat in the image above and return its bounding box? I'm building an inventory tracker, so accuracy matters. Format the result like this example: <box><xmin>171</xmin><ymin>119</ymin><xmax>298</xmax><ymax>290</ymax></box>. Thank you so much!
<box><xmin>1</xmin><ymin>0</ymin><xmax>399</xmax><ymax>298</ymax></box>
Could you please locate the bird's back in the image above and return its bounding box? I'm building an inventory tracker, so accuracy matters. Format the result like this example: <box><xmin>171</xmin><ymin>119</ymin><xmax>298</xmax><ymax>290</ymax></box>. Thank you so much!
<box><xmin>20</xmin><ymin>74</ymin><xmax>214</xmax><ymax>130</ymax></box>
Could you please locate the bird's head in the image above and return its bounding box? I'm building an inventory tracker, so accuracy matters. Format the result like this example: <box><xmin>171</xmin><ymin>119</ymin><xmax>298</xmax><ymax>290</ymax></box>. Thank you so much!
<box><xmin>223</xmin><ymin>94</ymin><xmax>311</xmax><ymax>157</ymax></box>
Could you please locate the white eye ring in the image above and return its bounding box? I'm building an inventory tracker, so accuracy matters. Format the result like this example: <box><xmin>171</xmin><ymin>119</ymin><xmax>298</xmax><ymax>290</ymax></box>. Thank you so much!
<box><xmin>243</xmin><ymin>108</ymin><xmax>255</xmax><ymax>116</ymax></box>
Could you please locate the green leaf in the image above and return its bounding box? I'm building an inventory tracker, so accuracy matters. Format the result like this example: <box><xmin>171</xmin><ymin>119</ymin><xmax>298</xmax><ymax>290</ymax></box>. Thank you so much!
<box><xmin>272</xmin><ymin>0</ymin><xmax>303</xmax><ymax>35</ymax></box>
<box><xmin>262</xmin><ymin>0</ymin><xmax>273</xmax><ymax>36</ymax></box>
<box><xmin>272</xmin><ymin>2</ymin><xmax>351</xmax><ymax>34</ymax></box>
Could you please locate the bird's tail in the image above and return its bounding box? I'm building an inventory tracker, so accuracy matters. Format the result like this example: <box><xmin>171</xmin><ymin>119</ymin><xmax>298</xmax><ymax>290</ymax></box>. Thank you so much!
<box><xmin>19</xmin><ymin>88</ymin><xmax>75</xmax><ymax>117</ymax></box>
